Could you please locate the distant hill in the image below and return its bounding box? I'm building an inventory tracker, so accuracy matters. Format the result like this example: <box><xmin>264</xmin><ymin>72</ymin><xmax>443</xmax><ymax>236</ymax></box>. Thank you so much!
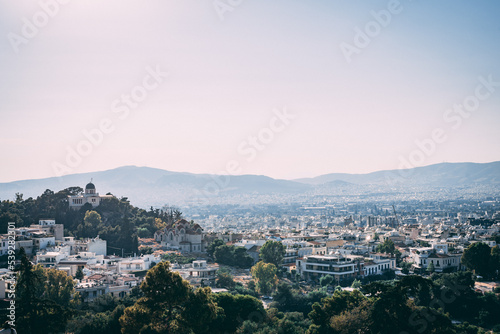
<box><xmin>0</xmin><ymin>166</ymin><xmax>310</xmax><ymax>207</ymax></box>
<box><xmin>295</xmin><ymin>161</ymin><xmax>500</xmax><ymax>186</ymax></box>
<box><xmin>1</xmin><ymin>162</ymin><xmax>499</xmax><ymax>207</ymax></box>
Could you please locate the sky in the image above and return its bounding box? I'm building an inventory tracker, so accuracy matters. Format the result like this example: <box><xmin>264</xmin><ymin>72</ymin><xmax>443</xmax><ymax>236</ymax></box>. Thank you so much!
<box><xmin>0</xmin><ymin>0</ymin><xmax>499</xmax><ymax>182</ymax></box>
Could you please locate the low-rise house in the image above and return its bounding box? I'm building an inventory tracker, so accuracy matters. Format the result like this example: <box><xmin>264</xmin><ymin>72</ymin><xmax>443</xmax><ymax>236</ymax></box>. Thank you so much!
<box><xmin>15</xmin><ymin>237</ymin><xmax>34</xmax><ymax>255</ymax></box>
<box><xmin>118</xmin><ymin>254</ymin><xmax>160</xmax><ymax>273</ymax></box>
<box><xmin>186</xmin><ymin>260</ymin><xmax>218</xmax><ymax>287</ymax></box>
<box><xmin>76</xmin><ymin>281</ymin><xmax>109</xmax><ymax>302</ymax></box>
<box><xmin>409</xmin><ymin>247</ymin><xmax>462</xmax><ymax>273</ymax></box>
<box><xmin>29</xmin><ymin>219</ymin><xmax>64</xmax><ymax>241</ymax></box>
<box><xmin>363</xmin><ymin>256</ymin><xmax>396</xmax><ymax>276</ymax></box>
<box><xmin>36</xmin><ymin>251</ymin><xmax>67</xmax><ymax>268</ymax></box>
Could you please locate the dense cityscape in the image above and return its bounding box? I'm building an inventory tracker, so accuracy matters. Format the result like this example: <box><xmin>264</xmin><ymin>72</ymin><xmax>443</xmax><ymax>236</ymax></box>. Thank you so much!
<box><xmin>2</xmin><ymin>1</ymin><xmax>500</xmax><ymax>333</ymax></box>
<box><xmin>0</xmin><ymin>179</ymin><xmax>499</xmax><ymax>333</ymax></box>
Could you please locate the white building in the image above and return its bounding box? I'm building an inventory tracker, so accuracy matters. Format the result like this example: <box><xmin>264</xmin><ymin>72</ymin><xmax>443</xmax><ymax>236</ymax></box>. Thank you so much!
<box><xmin>186</xmin><ymin>260</ymin><xmax>218</xmax><ymax>287</ymax></box>
<box><xmin>0</xmin><ymin>237</ymin><xmax>8</xmax><ymax>256</ymax></box>
<box><xmin>118</xmin><ymin>254</ymin><xmax>160</xmax><ymax>273</ymax></box>
<box><xmin>29</xmin><ymin>219</ymin><xmax>64</xmax><ymax>241</ymax></box>
<box><xmin>32</xmin><ymin>235</ymin><xmax>56</xmax><ymax>251</ymax></box>
<box><xmin>68</xmin><ymin>182</ymin><xmax>113</xmax><ymax>209</ymax></box>
<box><xmin>86</xmin><ymin>237</ymin><xmax>107</xmax><ymax>256</ymax></box>
<box><xmin>409</xmin><ymin>247</ymin><xmax>462</xmax><ymax>273</ymax></box>
<box><xmin>36</xmin><ymin>251</ymin><xmax>67</xmax><ymax>268</ymax></box>
<box><xmin>296</xmin><ymin>254</ymin><xmax>363</xmax><ymax>283</ymax></box>
<box><xmin>154</xmin><ymin>219</ymin><xmax>204</xmax><ymax>253</ymax></box>
<box><xmin>363</xmin><ymin>257</ymin><xmax>396</xmax><ymax>276</ymax></box>
<box><xmin>64</xmin><ymin>236</ymin><xmax>107</xmax><ymax>256</ymax></box>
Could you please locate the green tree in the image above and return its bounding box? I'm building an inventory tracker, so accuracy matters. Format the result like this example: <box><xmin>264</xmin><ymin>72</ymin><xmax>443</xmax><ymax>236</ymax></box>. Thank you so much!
<box><xmin>376</xmin><ymin>239</ymin><xmax>396</xmax><ymax>255</ymax></box>
<box><xmin>78</xmin><ymin>210</ymin><xmax>102</xmax><ymax>238</ymax></box>
<box><xmin>16</xmin><ymin>249</ymin><xmax>72</xmax><ymax>333</ymax></box>
<box><xmin>120</xmin><ymin>261</ymin><xmax>219</xmax><ymax>333</ymax></box>
<box><xmin>214</xmin><ymin>244</ymin><xmax>253</xmax><ymax>268</ymax></box>
<box><xmin>308</xmin><ymin>289</ymin><xmax>367</xmax><ymax>334</ymax></box>
<box><xmin>427</xmin><ymin>261</ymin><xmax>435</xmax><ymax>273</ymax></box>
<box><xmin>75</xmin><ymin>266</ymin><xmax>84</xmax><ymax>280</ymax></box>
<box><xmin>181</xmin><ymin>287</ymin><xmax>222</xmax><ymax>333</ymax></box>
<box><xmin>401</xmin><ymin>261</ymin><xmax>412</xmax><ymax>275</ymax></box>
<box><xmin>84</xmin><ymin>210</ymin><xmax>102</xmax><ymax>225</ymax></box>
<box><xmin>462</xmin><ymin>242</ymin><xmax>491</xmax><ymax>277</ymax></box>
<box><xmin>44</xmin><ymin>268</ymin><xmax>79</xmax><ymax>308</ymax></box>
<box><xmin>207</xmin><ymin>239</ymin><xmax>225</xmax><ymax>258</ymax></box>
<box><xmin>351</xmin><ymin>279</ymin><xmax>362</xmax><ymax>289</ymax></box>
<box><xmin>489</xmin><ymin>245</ymin><xmax>500</xmax><ymax>279</ymax></box>
<box><xmin>210</xmin><ymin>293</ymin><xmax>265</xmax><ymax>334</ymax></box>
<box><xmin>259</xmin><ymin>240</ymin><xmax>286</xmax><ymax>268</ymax></box>
<box><xmin>319</xmin><ymin>274</ymin><xmax>334</xmax><ymax>287</ymax></box>
<box><xmin>270</xmin><ymin>283</ymin><xmax>327</xmax><ymax>316</ymax></box>
<box><xmin>251</xmin><ymin>262</ymin><xmax>278</xmax><ymax>296</ymax></box>
<box><xmin>216</xmin><ymin>268</ymin><xmax>236</xmax><ymax>289</ymax></box>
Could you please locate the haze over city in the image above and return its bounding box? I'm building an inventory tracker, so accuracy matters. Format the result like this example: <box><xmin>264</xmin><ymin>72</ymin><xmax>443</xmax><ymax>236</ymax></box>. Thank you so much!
<box><xmin>1</xmin><ymin>0</ymin><xmax>499</xmax><ymax>183</ymax></box>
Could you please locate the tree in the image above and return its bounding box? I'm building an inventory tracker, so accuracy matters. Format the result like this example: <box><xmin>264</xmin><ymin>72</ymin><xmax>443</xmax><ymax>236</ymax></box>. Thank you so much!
<box><xmin>75</xmin><ymin>266</ymin><xmax>84</xmax><ymax>280</ymax></box>
<box><xmin>181</xmin><ymin>287</ymin><xmax>222</xmax><ymax>333</ymax></box>
<box><xmin>154</xmin><ymin>217</ymin><xmax>166</xmax><ymax>231</ymax></box>
<box><xmin>44</xmin><ymin>268</ymin><xmax>79</xmax><ymax>308</ymax></box>
<box><xmin>78</xmin><ymin>210</ymin><xmax>102</xmax><ymax>238</ymax></box>
<box><xmin>216</xmin><ymin>268</ymin><xmax>236</xmax><ymax>289</ymax></box>
<box><xmin>210</xmin><ymin>293</ymin><xmax>265</xmax><ymax>334</ymax></box>
<box><xmin>489</xmin><ymin>245</ymin><xmax>500</xmax><ymax>279</ymax></box>
<box><xmin>251</xmin><ymin>261</ymin><xmax>278</xmax><ymax>295</ymax></box>
<box><xmin>84</xmin><ymin>210</ymin><xmax>102</xmax><ymax>226</ymax></box>
<box><xmin>320</xmin><ymin>274</ymin><xmax>334</xmax><ymax>287</ymax></box>
<box><xmin>376</xmin><ymin>239</ymin><xmax>396</xmax><ymax>255</ymax></box>
<box><xmin>207</xmin><ymin>239</ymin><xmax>225</xmax><ymax>258</ymax></box>
<box><xmin>214</xmin><ymin>244</ymin><xmax>234</xmax><ymax>265</ymax></box>
<box><xmin>308</xmin><ymin>289</ymin><xmax>367</xmax><ymax>334</ymax></box>
<box><xmin>401</xmin><ymin>261</ymin><xmax>412</xmax><ymax>275</ymax></box>
<box><xmin>351</xmin><ymin>279</ymin><xmax>362</xmax><ymax>289</ymax></box>
<box><xmin>214</xmin><ymin>244</ymin><xmax>253</xmax><ymax>268</ymax></box>
<box><xmin>16</xmin><ymin>249</ymin><xmax>73</xmax><ymax>333</ymax></box>
<box><xmin>120</xmin><ymin>261</ymin><xmax>219</xmax><ymax>333</ymax></box>
<box><xmin>259</xmin><ymin>240</ymin><xmax>286</xmax><ymax>268</ymax></box>
<box><xmin>427</xmin><ymin>261</ymin><xmax>435</xmax><ymax>273</ymax></box>
<box><xmin>462</xmin><ymin>242</ymin><xmax>491</xmax><ymax>277</ymax></box>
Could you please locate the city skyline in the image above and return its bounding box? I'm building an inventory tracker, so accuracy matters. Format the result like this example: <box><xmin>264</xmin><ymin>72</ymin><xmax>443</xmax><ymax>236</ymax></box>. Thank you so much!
<box><xmin>1</xmin><ymin>1</ymin><xmax>500</xmax><ymax>183</ymax></box>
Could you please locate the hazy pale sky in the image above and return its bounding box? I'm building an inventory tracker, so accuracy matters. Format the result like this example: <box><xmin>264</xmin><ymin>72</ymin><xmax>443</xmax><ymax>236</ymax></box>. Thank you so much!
<box><xmin>1</xmin><ymin>0</ymin><xmax>499</xmax><ymax>182</ymax></box>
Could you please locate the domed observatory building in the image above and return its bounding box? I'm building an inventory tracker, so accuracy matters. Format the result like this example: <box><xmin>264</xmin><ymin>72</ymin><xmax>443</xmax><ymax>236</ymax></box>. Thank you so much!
<box><xmin>68</xmin><ymin>181</ymin><xmax>113</xmax><ymax>209</ymax></box>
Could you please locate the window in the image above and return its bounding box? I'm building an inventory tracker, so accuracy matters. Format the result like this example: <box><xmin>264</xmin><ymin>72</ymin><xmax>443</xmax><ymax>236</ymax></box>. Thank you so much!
<box><xmin>136</xmin><ymin>264</ymin><xmax>141</xmax><ymax>269</ymax></box>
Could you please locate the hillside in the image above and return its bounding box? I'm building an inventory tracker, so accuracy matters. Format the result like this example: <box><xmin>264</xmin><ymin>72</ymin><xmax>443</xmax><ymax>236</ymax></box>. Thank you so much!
<box><xmin>1</xmin><ymin>162</ymin><xmax>499</xmax><ymax>207</ymax></box>
<box><xmin>295</xmin><ymin>161</ymin><xmax>500</xmax><ymax>186</ymax></box>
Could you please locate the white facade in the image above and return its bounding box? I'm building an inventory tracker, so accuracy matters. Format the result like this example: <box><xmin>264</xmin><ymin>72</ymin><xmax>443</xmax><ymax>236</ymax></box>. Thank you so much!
<box><xmin>296</xmin><ymin>254</ymin><xmax>363</xmax><ymax>283</ymax></box>
<box><xmin>409</xmin><ymin>247</ymin><xmax>461</xmax><ymax>272</ymax></box>
<box><xmin>68</xmin><ymin>182</ymin><xmax>113</xmax><ymax>209</ymax></box>
<box><xmin>155</xmin><ymin>219</ymin><xmax>204</xmax><ymax>253</ymax></box>
<box><xmin>33</xmin><ymin>236</ymin><xmax>56</xmax><ymax>251</ymax></box>
<box><xmin>87</xmin><ymin>237</ymin><xmax>107</xmax><ymax>256</ymax></box>
<box><xmin>118</xmin><ymin>254</ymin><xmax>160</xmax><ymax>273</ymax></box>
<box><xmin>363</xmin><ymin>258</ymin><xmax>396</xmax><ymax>276</ymax></box>
<box><xmin>29</xmin><ymin>219</ymin><xmax>64</xmax><ymax>241</ymax></box>
<box><xmin>0</xmin><ymin>237</ymin><xmax>8</xmax><ymax>256</ymax></box>
<box><xmin>36</xmin><ymin>251</ymin><xmax>67</xmax><ymax>268</ymax></box>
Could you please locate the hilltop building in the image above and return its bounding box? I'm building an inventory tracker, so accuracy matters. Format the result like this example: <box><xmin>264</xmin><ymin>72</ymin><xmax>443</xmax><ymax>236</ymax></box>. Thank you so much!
<box><xmin>68</xmin><ymin>181</ymin><xmax>113</xmax><ymax>209</ymax></box>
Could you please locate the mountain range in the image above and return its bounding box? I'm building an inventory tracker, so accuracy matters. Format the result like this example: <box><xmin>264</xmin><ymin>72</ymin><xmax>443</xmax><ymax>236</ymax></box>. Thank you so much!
<box><xmin>1</xmin><ymin>161</ymin><xmax>499</xmax><ymax>208</ymax></box>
